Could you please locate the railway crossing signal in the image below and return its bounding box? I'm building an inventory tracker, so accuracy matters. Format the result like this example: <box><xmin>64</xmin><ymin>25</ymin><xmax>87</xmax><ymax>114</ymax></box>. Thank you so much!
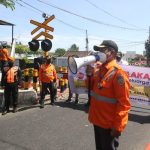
<box><xmin>29</xmin><ymin>14</ymin><xmax>55</xmax><ymax>52</ymax></box>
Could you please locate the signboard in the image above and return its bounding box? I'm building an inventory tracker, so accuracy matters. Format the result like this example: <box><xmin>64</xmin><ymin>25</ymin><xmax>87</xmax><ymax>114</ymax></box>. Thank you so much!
<box><xmin>30</xmin><ymin>15</ymin><xmax>55</xmax><ymax>40</ymax></box>
<box><xmin>69</xmin><ymin>64</ymin><xmax>150</xmax><ymax>105</ymax></box>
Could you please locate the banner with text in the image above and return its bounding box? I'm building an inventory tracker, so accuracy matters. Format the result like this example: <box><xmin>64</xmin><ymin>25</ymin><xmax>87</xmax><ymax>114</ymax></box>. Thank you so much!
<box><xmin>69</xmin><ymin>65</ymin><xmax>150</xmax><ymax>105</ymax></box>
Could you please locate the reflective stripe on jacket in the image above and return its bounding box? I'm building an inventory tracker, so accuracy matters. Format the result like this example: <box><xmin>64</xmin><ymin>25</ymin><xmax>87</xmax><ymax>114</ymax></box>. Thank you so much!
<box><xmin>39</xmin><ymin>64</ymin><xmax>57</xmax><ymax>83</ymax></box>
<box><xmin>86</xmin><ymin>60</ymin><xmax>130</xmax><ymax>132</ymax></box>
<box><xmin>6</xmin><ymin>66</ymin><xmax>19</xmax><ymax>83</ymax></box>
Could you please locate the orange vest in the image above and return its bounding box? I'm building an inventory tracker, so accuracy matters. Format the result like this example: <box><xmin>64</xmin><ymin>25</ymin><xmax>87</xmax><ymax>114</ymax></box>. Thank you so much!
<box><xmin>39</xmin><ymin>64</ymin><xmax>57</xmax><ymax>83</ymax></box>
<box><xmin>0</xmin><ymin>48</ymin><xmax>9</xmax><ymax>61</ymax></box>
<box><xmin>4</xmin><ymin>66</ymin><xmax>19</xmax><ymax>83</ymax></box>
<box><xmin>87</xmin><ymin>60</ymin><xmax>130</xmax><ymax>132</ymax></box>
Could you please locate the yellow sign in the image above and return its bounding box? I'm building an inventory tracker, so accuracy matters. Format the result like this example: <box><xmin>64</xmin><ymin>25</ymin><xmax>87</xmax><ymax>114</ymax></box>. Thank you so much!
<box><xmin>30</xmin><ymin>15</ymin><xmax>55</xmax><ymax>40</ymax></box>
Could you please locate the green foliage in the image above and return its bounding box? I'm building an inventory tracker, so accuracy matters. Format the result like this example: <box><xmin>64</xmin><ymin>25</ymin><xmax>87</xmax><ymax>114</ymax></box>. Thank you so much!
<box><xmin>55</xmin><ymin>48</ymin><xmax>66</xmax><ymax>57</ymax></box>
<box><xmin>15</xmin><ymin>44</ymin><xmax>29</xmax><ymax>54</ymax></box>
<box><xmin>28</xmin><ymin>49</ymin><xmax>43</xmax><ymax>55</ymax></box>
<box><xmin>145</xmin><ymin>41</ymin><xmax>150</xmax><ymax>66</ymax></box>
<box><xmin>68</xmin><ymin>44</ymin><xmax>79</xmax><ymax>51</ymax></box>
<box><xmin>21</xmin><ymin>57</ymin><xmax>32</xmax><ymax>64</ymax></box>
<box><xmin>0</xmin><ymin>0</ymin><xmax>17</xmax><ymax>10</ymax></box>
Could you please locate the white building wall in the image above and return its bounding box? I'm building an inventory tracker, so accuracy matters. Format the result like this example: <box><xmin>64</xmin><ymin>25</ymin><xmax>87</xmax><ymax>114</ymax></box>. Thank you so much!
<box><xmin>123</xmin><ymin>51</ymin><xmax>136</xmax><ymax>61</ymax></box>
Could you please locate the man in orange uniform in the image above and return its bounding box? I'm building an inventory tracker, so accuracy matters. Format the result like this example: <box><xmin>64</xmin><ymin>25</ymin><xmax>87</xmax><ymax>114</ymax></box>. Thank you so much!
<box><xmin>1</xmin><ymin>57</ymin><xmax>22</xmax><ymax>115</ymax></box>
<box><xmin>86</xmin><ymin>40</ymin><xmax>131</xmax><ymax>150</ymax></box>
<box><xmin>39</xmin><ymin>56</ymin><xmax>57</xmax><ymax>108</ymax></box>
<box><xmin>0</xmin><ymin>42</ymin><xmax>10</xmax><ymax>71</ymax></box>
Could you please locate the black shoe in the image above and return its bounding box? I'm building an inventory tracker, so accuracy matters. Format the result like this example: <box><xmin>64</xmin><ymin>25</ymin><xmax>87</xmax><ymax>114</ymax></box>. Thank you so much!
<box><xmin>2</xmin><ymin>111</ymin><xmax>7</xmax><ymax>115</ymax></box>
<box><xmin>40</xmin><ymin>103</ymin><xmax>44</xmax><ymax>108</ymax></box>
<box><xmin>13</xmin><ymin>107</ymin><xmax>18</xmax><ymax>113</ymax></box>
<box><xmin>50</xmin><ymin>102</ymin><xmax>55</xmax><ymax>106</ymax></box>
<box><xmin>40</xmin><ymin>100</ymin><xmax>44</xmax><ymax>108</ymax></box>
<box><xmin>74</xmin><ymin>100</ymin><xmax>79</xmax><ymax>105</ymax></box>
<box><xmin>5</xmin><ymin>108</ymin><xmax>10</xmax><ymax>113</ymax></box>
<box><xmin>66</xmin><ymin>99</ymin><xmax>71</xmax><ymax>103</ymax></box>
<box><xmin>84</xmin><ymin>102</ymin><xmax>90</xmax><ymax>107</ymax></box>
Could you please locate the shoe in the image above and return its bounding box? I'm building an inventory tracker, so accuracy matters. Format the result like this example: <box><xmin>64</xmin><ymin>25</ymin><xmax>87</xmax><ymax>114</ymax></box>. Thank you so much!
<box><xmin>2</xmin><ymin>111</ymin><xmax>7</xmax><ymax>115</ymax></box>
<box><xmin>50</xmin><ymin>102</ymin><xmax>55</xmax><ymax>106</ymax></box>
<box><xmin>40</xmin><ymin>103</ymin><xmax>44</xmax><ymax>108</ymax></box>
<box><xmin>6</xmin><ymin>109</ymin><xmax>10</xmax><ymax>113</ymax></box>
<box><xmin>74</xmin><ymin>100</ymin><xmax>79</xmax><ymax>105</ymax></box>
<box><xmin>40</xmin><ymin>100</ymin><xmax>44</xmax><ymax>108</ymax></box>
<box><xmin>13</xmin><ymin>107</ymin><xmax>18</xmax><ymax>113</ymax></box>
<box><xmin>66</xmin><ymin>99</ymin><xmax>71</xmax><ymax>103</ymax></box>
<box><xmin>84</xmin><ymin>102</ymin><xmax>90</xmax><ymax>107</ymax></box>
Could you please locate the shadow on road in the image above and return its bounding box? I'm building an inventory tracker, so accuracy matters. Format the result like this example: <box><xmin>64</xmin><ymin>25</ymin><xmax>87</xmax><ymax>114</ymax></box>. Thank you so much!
<box><xmin>131</xmin><ymin>105</ymin><xmax>150</xmax><ymax>111</ymax></box>
<box><xmin>0</xmin><ymin>138</ymin><xmax>31</xmax><ymax>150</ymax></box>
<box><xmin>55</xmin><ymin>101</ymin><xmax>89</xmax><ymax>113</ymax></box>
<box><xmin>129</xmin><ymin>113</ymin><xmax>150</xmax><ymax>124</ymax></box>
<box><xmin>18</xmin><ymin>105</ymin><xmax>40</xmax><ymax>112</ymax></box>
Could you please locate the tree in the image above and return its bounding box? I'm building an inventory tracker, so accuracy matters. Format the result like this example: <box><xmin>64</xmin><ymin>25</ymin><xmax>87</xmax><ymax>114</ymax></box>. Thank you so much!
<box><xmin>68</xmin><ymin>44</ymin><xmax>79</xmax><ymax>51</ymax></box>
<box><xmin>0</xmin><ymin>0</ymin><xmax>17</xmax><ymax>10</ymax></box>
<box><xmin>55</xmin><ymin>48</ymin><xmax>66</xmax><ymax>57</ymax></box>
<box><xmin>145</xmin><ymin>40</ymin><xmax>150</xmax><ymax>66</ymax></box>
<box><xmin>15</xmin><ymin>44</ymin><xmax>29</xmax><ymax>54</ymax></box>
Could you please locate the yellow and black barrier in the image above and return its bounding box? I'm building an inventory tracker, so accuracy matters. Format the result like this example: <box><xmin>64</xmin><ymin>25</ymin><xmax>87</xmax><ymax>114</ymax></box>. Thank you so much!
<box><xmin>24</xmin><ymin>68</ymin><xmax>29</xmax><ymax>90</ymax></box>
<box><xmin>33</xmin><ymin>69</ymin><xmax>38</xmax><ymax>91</ymax></box>
<box><xmin>59</xmin><ymin>78</ymin><xmax>65</xmax><ymax>93</ymax></box>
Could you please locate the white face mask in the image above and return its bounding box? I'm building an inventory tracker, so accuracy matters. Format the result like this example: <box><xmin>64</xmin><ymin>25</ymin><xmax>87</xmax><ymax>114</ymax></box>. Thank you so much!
<box><xmin>96</xmin><ymin>51</ymin><xmax>107</xmax><ymax>63</ymax></box>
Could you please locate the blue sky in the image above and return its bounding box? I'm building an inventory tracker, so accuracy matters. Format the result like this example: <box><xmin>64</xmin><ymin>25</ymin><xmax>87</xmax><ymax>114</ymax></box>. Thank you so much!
<box><xmin>0</xmin><ymin>0</ymin><xmax>149</xmax><ymax>54</ymax></box>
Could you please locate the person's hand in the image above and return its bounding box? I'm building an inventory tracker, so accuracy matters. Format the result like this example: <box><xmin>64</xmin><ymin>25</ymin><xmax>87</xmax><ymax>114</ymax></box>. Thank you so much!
<box><xmin>86</xmin><ymin>65</ymin><xmax>94</xmax><ymax>76</ymax></box>
<box><xmin>111</xmin><ymin>128</ymin><xmax>121</xmax><ymax>138</ymax></box>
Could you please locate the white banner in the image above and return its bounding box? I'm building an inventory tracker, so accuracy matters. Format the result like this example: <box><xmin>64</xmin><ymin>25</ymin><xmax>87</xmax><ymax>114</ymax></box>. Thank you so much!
<box><xmin>69</xmin><ymin>64</ymin><xmax>150</xmax><ymax>105</ymax></box>
<box><xmin>121</xmin><ymin>65</ymin><xmax>150</xmax><ymax>105</ymax></box>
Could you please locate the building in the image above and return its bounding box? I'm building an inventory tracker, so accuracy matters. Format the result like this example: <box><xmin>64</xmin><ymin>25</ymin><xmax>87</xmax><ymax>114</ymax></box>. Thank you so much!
<box><xmin>123</xmin><ymin>51</ymin><xmax>136</xmax><ymax>62</ymax></box>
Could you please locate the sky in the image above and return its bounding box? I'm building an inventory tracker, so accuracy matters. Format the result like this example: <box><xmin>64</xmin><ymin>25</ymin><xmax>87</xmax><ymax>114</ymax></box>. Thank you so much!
<box><xmin>0</xmin><ymin>0</ymin><xmax>150</xmax><ymax>54</ymax></box>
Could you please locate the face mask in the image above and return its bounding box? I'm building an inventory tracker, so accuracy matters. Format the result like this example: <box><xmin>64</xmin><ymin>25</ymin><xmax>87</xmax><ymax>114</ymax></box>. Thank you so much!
<box><xmin>96</xmin><ymin>52</ymin><xmax>107</xmax><ymax>63</ymax></box>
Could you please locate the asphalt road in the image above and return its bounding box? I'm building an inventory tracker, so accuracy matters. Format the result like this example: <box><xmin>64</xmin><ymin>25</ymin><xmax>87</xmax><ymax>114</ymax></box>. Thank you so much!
<box><xmin>0</xmin><ymin>95</ymin><xmax>150</xmax><ymax>150</ymax></box>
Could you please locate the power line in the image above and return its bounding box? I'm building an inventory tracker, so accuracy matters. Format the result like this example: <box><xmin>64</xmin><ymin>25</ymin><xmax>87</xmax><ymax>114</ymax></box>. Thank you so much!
<box><xmin>84</xmin><ymin>0</ymin><xmax>146</xmax><ymax>30</ymax></box>
<box><xmin>37</xmin><ymin>0</ymin><xmax>148</xmax><ymax>32</ymax></box>
<box><xmin>121</xmin><ymin>43</ymin><xmax>144</xmax><ymax>48</ymax></box>
<box><xmin>16</xmin><ymin>1</ymin><xmax>41</xmax><ymax>14</ymax></box>
<box><xmin>18</xmin><ymin>0</ymin><xmax>85</xmax><ymax>32</ymax></box>
<box><xmin>17</xmin><ymin>0</ymin><xmax>147</xmax><ymax>45</ymax></box>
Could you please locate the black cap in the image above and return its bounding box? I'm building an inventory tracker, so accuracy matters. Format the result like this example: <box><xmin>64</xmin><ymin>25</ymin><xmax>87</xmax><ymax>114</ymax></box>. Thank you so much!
<box><xmin>94</xmin><ymin>40</ymin><xmax>118</xmax><ymax>52</ymax></box>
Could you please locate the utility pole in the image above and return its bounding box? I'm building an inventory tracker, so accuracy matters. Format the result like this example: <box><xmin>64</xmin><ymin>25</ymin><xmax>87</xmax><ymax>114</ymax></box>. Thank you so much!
<box><xmin>149</xmin><ymin>26</ymin><xmax>150</xmax><ymax>40</ymax></box>
<box><xmin>85</xmin><ymin>30</ymin><xmax>89</xmax><ymax>53</ymax></box>
<box><xmin>145</xmin><ymin>26</ymin><xmax>150</xmax><ymax>66</ymax></box>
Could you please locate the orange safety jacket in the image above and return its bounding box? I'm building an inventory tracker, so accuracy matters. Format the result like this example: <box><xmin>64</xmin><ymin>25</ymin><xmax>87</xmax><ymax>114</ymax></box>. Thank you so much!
<box><xmin>4</xmin><ymin>66</ymin><xmax>19</xmax><ymax>83</ymax></box>
<box><xmin>39</xmin><ymin>63</ymin><xmax>57</xmax><ymax>83</ymax></box>
<box><xmin>0</xmin><ymin>48</ymin><xmax>9</xmax><ymax>61</ymax></box>
<box><xmin>86</xmin><ymin>59</ymin><xmax>130</xmax><ymax>132</ymax></box>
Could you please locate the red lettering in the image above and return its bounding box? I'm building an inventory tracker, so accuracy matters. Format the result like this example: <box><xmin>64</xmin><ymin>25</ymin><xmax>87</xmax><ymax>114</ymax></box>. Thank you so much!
<box><xmin>137</xmin><ymin>73</ymin><xmax>143</xmax><ymax>79</ymax></box>
<box><xmin>131</xmin><ymin>72</ymin><xmax>136</xmax><ymax>78</ymax></box>
<box><xmin>143</xmin><ymin>74</ymin><xmax>150</xmax><ymax>80</ymax></box>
